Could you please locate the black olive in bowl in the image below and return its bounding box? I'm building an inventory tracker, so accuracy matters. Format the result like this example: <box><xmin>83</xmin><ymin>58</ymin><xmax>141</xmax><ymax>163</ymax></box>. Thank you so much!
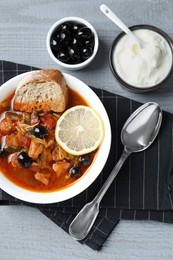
<box><xmin>46</xmin><ymin>17</ymin><xmax>99</xmax><ymax>70</ymax></box>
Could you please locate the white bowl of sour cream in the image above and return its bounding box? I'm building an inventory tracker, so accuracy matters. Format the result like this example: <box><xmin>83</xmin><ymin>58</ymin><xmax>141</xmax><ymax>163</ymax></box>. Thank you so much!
<box><xmin>109</xmin><ymin>24</ymin><xmax>173</xmax><ymax>93</ymax></box>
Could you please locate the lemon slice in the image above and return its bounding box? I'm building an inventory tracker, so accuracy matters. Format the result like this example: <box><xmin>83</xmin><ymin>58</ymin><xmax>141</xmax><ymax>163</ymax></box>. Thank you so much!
<box><xmin>55</xmin><ymin>105</ymin><xmax>104</xmax><ymax>155</ymax></box>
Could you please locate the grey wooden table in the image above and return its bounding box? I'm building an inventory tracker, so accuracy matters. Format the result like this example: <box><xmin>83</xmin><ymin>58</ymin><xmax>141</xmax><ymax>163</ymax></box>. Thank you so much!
<box><xmin>0</xmin><ymin>0</ymin><xmax>173</xmax><ymax>259</ymax></box>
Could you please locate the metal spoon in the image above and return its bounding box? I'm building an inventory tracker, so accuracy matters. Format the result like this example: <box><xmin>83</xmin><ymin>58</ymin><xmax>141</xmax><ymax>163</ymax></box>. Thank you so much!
<box><xmin>100</xmin><ymin>4</ymin><xmax>146</xmax><ymax>49</ymax></box>
<box><xmin>69</xmin><ymin>102</ymin><xmax>162</xmax><ymax>240</ymax></box>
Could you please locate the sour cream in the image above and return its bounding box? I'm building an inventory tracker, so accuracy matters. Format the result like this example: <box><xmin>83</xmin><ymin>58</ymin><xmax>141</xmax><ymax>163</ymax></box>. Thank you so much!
<box><xmin>112</xmin><ymin>29</ymin><xmax>173</xmax><ymax>88</ymax></box>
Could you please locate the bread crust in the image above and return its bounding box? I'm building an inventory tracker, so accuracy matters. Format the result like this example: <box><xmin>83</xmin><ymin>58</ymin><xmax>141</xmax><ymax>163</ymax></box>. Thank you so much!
<box><xmin>13</xmin><ymin>69</ymin><xmax>69</xmax><ymax>113</ymax></box>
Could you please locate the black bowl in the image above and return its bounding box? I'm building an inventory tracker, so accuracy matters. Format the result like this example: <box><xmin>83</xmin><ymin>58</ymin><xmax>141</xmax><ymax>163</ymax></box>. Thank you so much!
<box><xmin>109</xmin><ymin>24</ymin><xmax>173</xmax><ymax>93</ymax></box>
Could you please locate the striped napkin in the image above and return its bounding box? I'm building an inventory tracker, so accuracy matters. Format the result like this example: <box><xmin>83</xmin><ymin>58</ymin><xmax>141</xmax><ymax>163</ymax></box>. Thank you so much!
<box><xmin>1</xmin><ymin>60</ymin><xmax>173</xmax><ymax>251</ymax></box>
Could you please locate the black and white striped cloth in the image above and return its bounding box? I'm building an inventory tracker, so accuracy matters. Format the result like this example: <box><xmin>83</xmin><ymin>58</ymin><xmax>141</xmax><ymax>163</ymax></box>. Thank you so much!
<box><xmin>1</xmin><ymin>60</ymin><xmax>173</xmax><ymax>251</ymax></box>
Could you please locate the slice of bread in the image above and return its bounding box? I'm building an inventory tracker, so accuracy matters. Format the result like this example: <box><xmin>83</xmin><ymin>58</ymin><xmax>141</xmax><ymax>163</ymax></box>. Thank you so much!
<box><xmin>13</xmin><ymin>69</ymin><xmax>69</xmax><ymax>113</ymax></box>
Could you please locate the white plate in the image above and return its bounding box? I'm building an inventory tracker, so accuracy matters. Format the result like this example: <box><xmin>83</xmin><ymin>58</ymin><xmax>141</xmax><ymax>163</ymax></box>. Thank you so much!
<box><xmin>0</xmin><ymin>71</ymin><xmax>111</xmax><ymax>204</ymax></box>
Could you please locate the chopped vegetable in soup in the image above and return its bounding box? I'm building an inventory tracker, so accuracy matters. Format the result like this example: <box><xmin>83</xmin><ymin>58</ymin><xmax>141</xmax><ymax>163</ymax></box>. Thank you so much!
<box><xmin>0</xmin><ymin>88</ymin><xmax>97</xmax><ymax>192</ymax></box>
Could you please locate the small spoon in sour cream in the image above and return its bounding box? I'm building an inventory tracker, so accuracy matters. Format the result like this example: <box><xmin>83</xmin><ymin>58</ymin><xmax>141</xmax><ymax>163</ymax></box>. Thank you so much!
<box><xmin>100</xmin><ymin>4</ymin><xmax>146</xmax><ymax>50</ymax></box>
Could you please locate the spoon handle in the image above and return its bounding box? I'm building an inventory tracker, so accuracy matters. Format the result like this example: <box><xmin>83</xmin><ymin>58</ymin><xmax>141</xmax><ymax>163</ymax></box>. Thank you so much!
<box><xmin>100</xmin><ymin>4</ymin><xmax>140</xmax><ymax>45</ymax></box>
<box><xmin>69</xmin><ymin>149</ymin><xmax>130</xmax><ymax>240</ymax></box>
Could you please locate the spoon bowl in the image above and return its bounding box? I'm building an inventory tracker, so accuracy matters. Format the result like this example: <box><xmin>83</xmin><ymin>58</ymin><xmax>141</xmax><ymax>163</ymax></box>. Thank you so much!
<box><xmin>69</xmin><ymin>102</ymin><xmax>162</xmax><ymax>240</ymax></box>
<box><xmin>122</xmin><ymin>102</ymin><xmax>162</xmax><ymax>153</ymax></box>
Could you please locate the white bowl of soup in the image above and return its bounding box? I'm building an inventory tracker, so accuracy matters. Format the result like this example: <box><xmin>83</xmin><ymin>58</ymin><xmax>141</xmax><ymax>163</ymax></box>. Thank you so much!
<box><xmin>0</xmin><ymin>71</ymin><xmax>111</xmax><ymax>203</ymax></box>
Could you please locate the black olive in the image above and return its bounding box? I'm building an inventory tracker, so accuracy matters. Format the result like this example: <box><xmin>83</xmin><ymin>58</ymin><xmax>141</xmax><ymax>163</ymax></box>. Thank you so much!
<box><xmin>50</xmin><ymin>37</ymin><xmax>62</xmax><ymax>52</ymax></box>
<box><xmin>68</xmin><ymin>47</ymin><xmax>80</xmax><ymax>63</ymax></box>
<box><xmin>33</xmin><ymin>125</ymin><xmax>48</xmax><ymax>139</ymax></box>
<box><xmin>60</xmin><ymin>22</ymin><xmax>73</xmax><ymax>32</ymax></box>
<box><xmin>17</xmin><ymin>152</ymin><xmax>33</xmax><ymax>168</ymax></box>
<box><xmin>69</xmin><ymin>165</ymin><xmax>81</xmax><ymax>177</ymax></box>
<box><xmin>72</xmin><ymin>37</ymin><xmax>84</xmax><ymax>49</ymax></box>
<box><xmin>79</xmin><ymin>154</ymin><xmax>91</xmax><ymax>166</ymax></box>
<box><xmin>0</xmin><ymin>147</ymin><xmax>4</xmax><ymax>157</ymax></box>
<box><xmin>81</xmin><ymin>46</ymin><xmax>93</xmax><ymax>60</ymax></box>
<box><xmin>57</xmin><ymin>50</ymin><xmax>71</xmax><ymax>63</ymax></box>
<box><xmin>60</xmin><ymin>30</ymin><xmax>72</xmax><ymax>45</ymax></box>
<box><xmin>72</xmin><ymin>23</ymin><xmax>84</xmax><ymax>34</ymax></box>
<box><xmin>85</xmin><ymin>37</ymin><xmax>95</xmax><ymax>48</ymax></box>
<box><xmin>77</xmin><ymin>27</ymin><xmax>93</xmax><ymax>39</ymax></box>
<box><xmin>54</xmin><ymin>32</ymin><xmax>61</xmax><ymax>41</ymax></box>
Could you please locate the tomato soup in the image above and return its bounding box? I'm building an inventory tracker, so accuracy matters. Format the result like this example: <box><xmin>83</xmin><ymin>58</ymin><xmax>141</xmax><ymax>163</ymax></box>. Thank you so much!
<box><xmin>0</xmin><ymin>88</ymin><xmax>96</xmax><ymax>192</ymax></box>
